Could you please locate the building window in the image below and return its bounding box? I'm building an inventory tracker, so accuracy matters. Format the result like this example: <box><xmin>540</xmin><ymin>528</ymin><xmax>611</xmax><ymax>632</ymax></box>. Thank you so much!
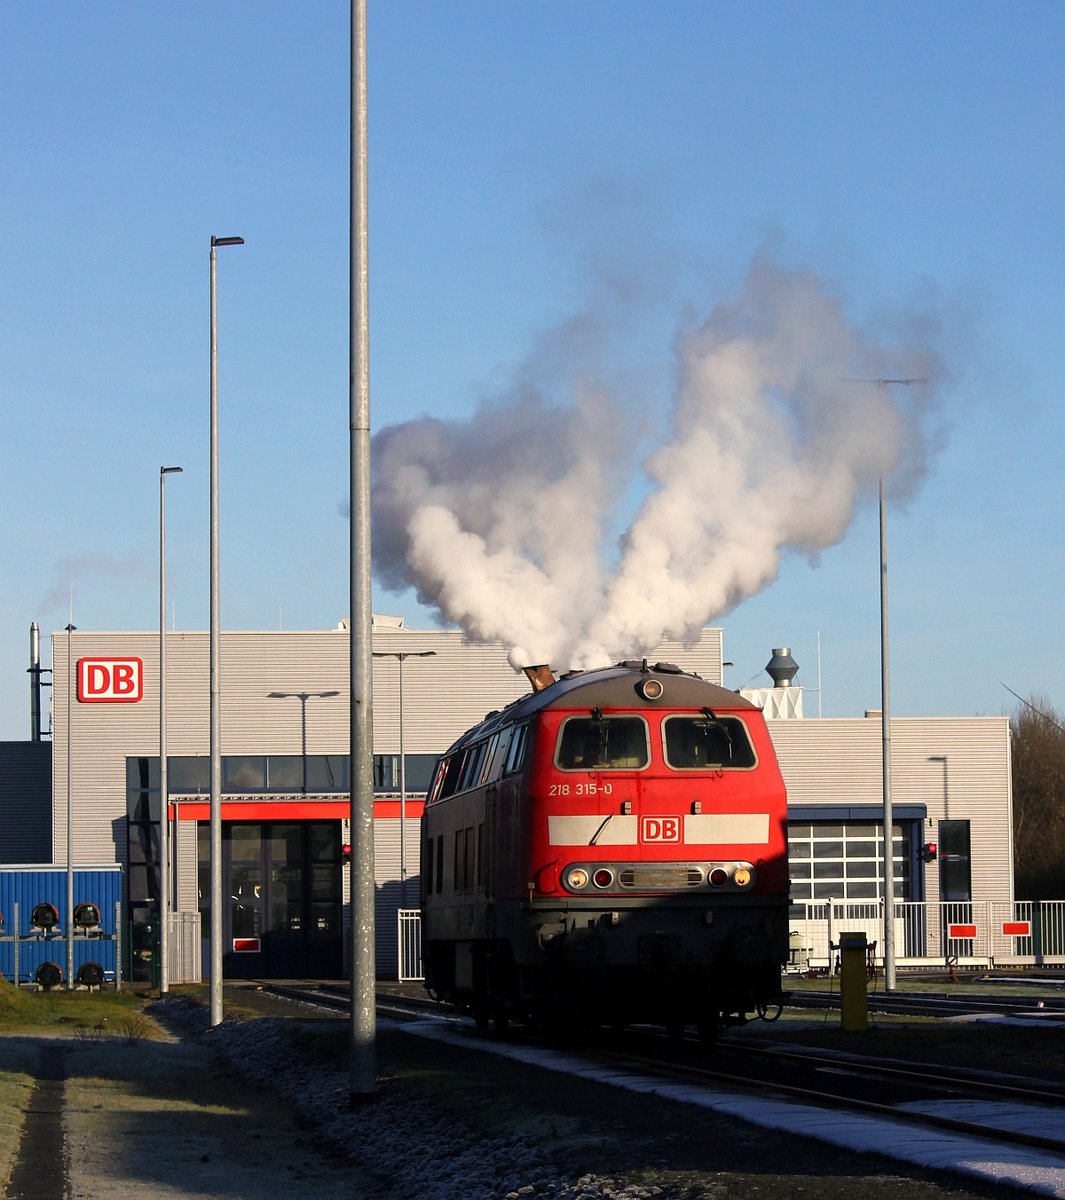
<box><xmin>169</xmin><ymin>757</ymin><xmax>209</xmax><ymax>792</ymax></box>
<box><xmin>787</xmin><ymin>821</ymin><xmax>912</xmax><ymax>903</ymax></box>
<box><xmin>304</xmin><ymin>755</ymin><xmax>348</xmax><ymax>791</ymax></box>
<box><xmin>938</xmin><ymin>820</ymin><xmax>972</xmax><ymax>902</ymax></box>
<box><xmin>224</xmin><ymin>756</ymin><xmax>267</xmax><ymax>790</ymax></box>
<box><xmin>266</xmin><ymin>755</ymin><xmax>305</xmax><ymax>790</ymax></box>
<box><xmin>373</xmin><ymin>753</ymin><xmax>438</xmax><ymax>793</ymax></box>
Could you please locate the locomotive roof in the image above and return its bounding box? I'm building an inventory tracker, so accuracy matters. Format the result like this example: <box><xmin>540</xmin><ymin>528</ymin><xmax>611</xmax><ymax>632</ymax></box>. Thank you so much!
<box><xmin>441</xmin><ymin>662</ymin><xmax>758</xmax><ymax>756</ymax></box>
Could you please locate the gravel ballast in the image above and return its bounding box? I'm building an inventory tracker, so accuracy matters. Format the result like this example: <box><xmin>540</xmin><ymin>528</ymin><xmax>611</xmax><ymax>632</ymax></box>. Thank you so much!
<box><xmin>144</xmin><ymin>995</ymin><xmax>1041</xmax><ymax>1200</ymax></box>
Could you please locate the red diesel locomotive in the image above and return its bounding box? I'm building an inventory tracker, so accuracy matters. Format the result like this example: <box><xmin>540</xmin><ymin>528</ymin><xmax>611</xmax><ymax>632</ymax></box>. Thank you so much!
<box><xmin>420</xmin><ymin>660</ymin><xmax>790</xmax><ymax>1039</ymax></box>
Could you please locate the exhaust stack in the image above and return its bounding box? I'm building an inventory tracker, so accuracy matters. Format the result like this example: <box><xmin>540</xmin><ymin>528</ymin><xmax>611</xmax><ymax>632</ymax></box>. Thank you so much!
<box><xmin>522</xmin><ymin>665</ymin><xmax>556</xmax><ymax>693</ymax></box>
<box><xmin>766</xmin><ymin>647</ymin><xmax>799</xmax><ymax>688</ymax></box>
<box><xmin>29</xmin><ymin>622</ymin><xmax>42</xmax><ymax>741</ymax></box>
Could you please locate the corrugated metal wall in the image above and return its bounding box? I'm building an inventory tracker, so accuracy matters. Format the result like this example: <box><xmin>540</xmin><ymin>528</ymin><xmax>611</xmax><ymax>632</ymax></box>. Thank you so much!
<box><xmin>48</xmin><ymin>625</ymin><xmax>725</xmax><ymax>865</ymax></box>
<box><xmin>0</xmin><ymin>866</ymin><xmax>122</xmax><ymax>983</ymax></box>
<box><xmin>31</xmin><ymin>624</ymin><xmax>1016</xmax><ymax>977</ymax></box>
<box><xmin>0</xmin><ymin>741</ymin><xmax>51</xmax><ymax>863</ymax></box>
<box><xmin>768</xmin><ymin>714</ymin><xmax>1013</xmax><ymax>902</ymax></box>
<box><xmin>371</xmin><ymin>816</ymin><xmax>421</xmax><ymax>978</ymax></box>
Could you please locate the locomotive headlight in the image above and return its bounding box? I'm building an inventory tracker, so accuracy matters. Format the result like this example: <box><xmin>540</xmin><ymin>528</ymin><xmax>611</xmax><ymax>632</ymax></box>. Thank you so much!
<box><xmin>732</xmin><ymin>866</ymin><xmax>754</xmax><ymax>888</ymax></box>
<box><xmin>565</xmin><ymin>867</ymin><xmax>589</xmax><ymax>891</ymax></box>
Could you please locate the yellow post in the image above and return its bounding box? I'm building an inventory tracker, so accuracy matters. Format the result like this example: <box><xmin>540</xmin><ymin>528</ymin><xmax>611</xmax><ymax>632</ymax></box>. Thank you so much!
<box><xmin>839</xmin><ymin>931</ymin><xmax>869</xmax><ymax>1032</ymax></box>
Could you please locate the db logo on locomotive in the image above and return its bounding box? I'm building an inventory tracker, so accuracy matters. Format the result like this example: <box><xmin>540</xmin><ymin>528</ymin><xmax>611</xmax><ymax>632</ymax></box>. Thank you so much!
<box><xmin>641</xmin><ymin>816</ymin><xmax>680</xmax><ymax>843</ymax></box>
<box><xmin>77</xmin><ymin>657</ymin><xmax>143</xmax><ymax>703</ymax></box>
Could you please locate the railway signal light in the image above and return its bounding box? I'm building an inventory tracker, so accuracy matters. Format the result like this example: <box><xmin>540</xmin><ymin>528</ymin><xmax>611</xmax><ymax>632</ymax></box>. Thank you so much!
<box><xmin>342</xmin><ymin>843</ymin><xmax>351</xmax><ymax>865</ymax></box>
<box><xmin>920</xmin><ymin>842</ymin><xmax>938</xmax><ymax>863</ymax></box>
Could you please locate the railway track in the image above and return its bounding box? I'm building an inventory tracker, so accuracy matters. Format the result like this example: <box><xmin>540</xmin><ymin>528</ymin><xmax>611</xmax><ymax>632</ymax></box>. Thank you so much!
<box><xmin>598</xmin><ymin>1037</ymin><xmax>1065</xmax><ymax>1158</ymax></box>
<box><xmin>251</xmin><ymin>979</ymin><xmax>1065</xmax><ymax>1167</ymax></box>
<box><xmin>789</xmin><ymin>983</ymin><xmax>1065</xmax><ymax>1021</ymax></box>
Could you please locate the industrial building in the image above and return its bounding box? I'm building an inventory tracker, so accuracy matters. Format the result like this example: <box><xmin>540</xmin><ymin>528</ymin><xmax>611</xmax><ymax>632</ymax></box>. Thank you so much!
<box><xmin>0</xmin><ymin>619</ymin><xmax>1013</xmax><ymax>983</ymax></box>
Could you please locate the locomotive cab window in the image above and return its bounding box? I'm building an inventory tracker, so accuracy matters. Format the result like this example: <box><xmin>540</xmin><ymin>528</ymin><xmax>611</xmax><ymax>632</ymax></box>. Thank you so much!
<box><xmin>557</xmin><ymin>715</ymin><xmax>649</xmax><ymax>770</ymax></box>
<box><xmin>663</xmin><ymin>714</ymin><xmax>756</xmax><ymax>769</ymax></box>
<box><xmin>429</xmin><ymin>753</ymin><xmax>463</xmax><ymax>803</ymax></box>
<box><xmin>504</xmin><ymin>724</ymin><xmax>530</xmax><ymax>776</ymax></box>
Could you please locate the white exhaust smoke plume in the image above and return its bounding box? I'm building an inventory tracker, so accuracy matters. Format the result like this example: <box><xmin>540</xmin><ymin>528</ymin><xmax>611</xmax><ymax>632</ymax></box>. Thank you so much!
<box><xmin>372</xmin><ymin>258</ymin><xmax>945</xmax><ymax>672</ymax></box>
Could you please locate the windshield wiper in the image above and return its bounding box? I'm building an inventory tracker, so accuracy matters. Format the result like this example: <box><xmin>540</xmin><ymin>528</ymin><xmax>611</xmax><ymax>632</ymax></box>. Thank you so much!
<box><xmin>700</xmin><ymin>706</ymin><xmax>734</xmax><ymax>760</ymax></box>
<box><xmin>589</xmin><ymin>814</ymin><xmax>613</xmax><ymax>845</ymax></box>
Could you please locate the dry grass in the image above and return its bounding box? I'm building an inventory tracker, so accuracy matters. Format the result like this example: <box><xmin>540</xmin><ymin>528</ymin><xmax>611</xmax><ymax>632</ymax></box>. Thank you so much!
<box><xmin>0</xmin><ymin>1043</ymin><xmax>35</xmax><ymax>1195</ymax></box>
<box><xmin>0</xmin><ymin>977</ymin><xmax>160</xmax><ymax>1037</ymax></box>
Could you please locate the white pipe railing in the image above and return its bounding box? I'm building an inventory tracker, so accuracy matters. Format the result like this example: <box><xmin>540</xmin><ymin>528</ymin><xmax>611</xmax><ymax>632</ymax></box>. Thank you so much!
<box><xmin>785</xmin><ymin>899</ymin><xmax>1065</xmax><ymax>974</ymax></box>
<box><xmin>398</xmin><ymin>900</ymin><xmax>1065</xmax><ymax>984</ymax></box>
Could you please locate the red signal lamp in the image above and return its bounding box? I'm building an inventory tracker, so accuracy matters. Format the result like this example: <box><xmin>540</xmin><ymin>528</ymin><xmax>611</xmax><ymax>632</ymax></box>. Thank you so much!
<box><xmin>342</xmin><ymin>843</ymin><xmax>352</xmax><ymax>863</ymax></box>
<box><xmin>920</xmin><ymin>842</ymin><xmax>938</xmax><ymax>863</ymax></box>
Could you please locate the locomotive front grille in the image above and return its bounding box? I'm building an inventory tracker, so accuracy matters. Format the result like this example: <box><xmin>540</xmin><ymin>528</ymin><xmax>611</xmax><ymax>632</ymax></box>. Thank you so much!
<box><xmin>618</xmin><ymin>865</ymin><xmax>704</xmax><ymax>889</ymax></box>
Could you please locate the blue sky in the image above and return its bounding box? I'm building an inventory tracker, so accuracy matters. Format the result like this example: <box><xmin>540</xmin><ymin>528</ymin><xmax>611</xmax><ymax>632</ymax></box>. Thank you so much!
<box><xmin>1</xmin><ymin>1</ymin><xmax>1063</xmax><ymax>740</ymax></box>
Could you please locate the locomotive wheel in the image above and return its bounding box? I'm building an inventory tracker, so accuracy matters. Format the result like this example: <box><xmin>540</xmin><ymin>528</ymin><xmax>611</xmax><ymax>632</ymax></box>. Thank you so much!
<box><xmin>697</xmin><ymin>1014</ymin><xmax>719</xmax><ymax>1047</ymax></box>
<box><xmin>756</xmin><ymin>999</ymin><xmax>784</xmax><ymax>1022</ymax></box>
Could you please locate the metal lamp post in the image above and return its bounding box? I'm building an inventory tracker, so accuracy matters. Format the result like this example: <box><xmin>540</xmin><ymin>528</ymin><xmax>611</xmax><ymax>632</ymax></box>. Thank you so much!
<box><xmin>209</xmin><ymin>233</ymin><xmax>244</xmax><ymax>1027</ymax></box>
<box><xmin>349</xmin><ymin>0</ymin><xmax>376</xmax><ymax>1100</ymax></box>
<box><xmin>844</xmin><ymin>375</ymin><xmax>925</xmax><ymax>994</ymax></box>
<box><xmin>878</xmin><ymin>474</ymin><xmax>895</xmax><ymax>991</ymax></box>
<box><xmin>65</xmin><ymin>623</ymin><xmax>76</xmax><ymax>990</ymax></box>
<box><xmin>372</xmin><ymin>651</ymin><xmax>436</xmax><ymax>906</ymax></box>
<box><xmin>159</xmin><ymin>465</ymin><xmax>182</xmax><ymax>994</ymax></box>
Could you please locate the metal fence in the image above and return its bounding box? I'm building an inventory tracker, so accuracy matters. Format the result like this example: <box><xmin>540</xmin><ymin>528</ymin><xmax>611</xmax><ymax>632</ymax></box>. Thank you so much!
<box><xmin>397</xmin><ymin>900</ymin><xmax>1065</xmax><ymax>984</ymax></box>
<box><xmin>398</xmin><ymin>908</ymin><xmax>423</xmax><ymax>982</ymax></box>
<box><xmin>786</xmin><ymin>899</ymin><xmax>1065</xmax><ymax>974</ymax></box>
<box><xmin>166</xmin><ymin>910</ymin><xmax>202</xmax><ymax>985</ymax></box>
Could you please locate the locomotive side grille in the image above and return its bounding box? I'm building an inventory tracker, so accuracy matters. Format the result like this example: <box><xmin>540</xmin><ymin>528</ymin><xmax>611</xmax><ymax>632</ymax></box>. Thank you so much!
<box><xmin>618</xmin><ymin>865</ymin><xmax>704</xmax><ymax>889</ymax></box>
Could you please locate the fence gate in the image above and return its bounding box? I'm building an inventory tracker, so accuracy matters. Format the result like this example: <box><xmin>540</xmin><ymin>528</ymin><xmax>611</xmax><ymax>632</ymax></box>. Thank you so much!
<box><xmin>398</xmin><ymin>908</ymin><xmax>423</xmax><ymax>982</ymax></box>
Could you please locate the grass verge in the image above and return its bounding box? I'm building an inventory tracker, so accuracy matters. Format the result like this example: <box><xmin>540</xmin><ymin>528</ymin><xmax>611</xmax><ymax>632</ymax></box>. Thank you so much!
<box><xmin>0</xmin><ymin>977</ymin><xmax>167</xmax><ymax>1191</ymax></box>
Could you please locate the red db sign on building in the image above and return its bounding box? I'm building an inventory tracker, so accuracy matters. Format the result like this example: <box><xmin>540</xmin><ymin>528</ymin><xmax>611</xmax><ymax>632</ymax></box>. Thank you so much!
<box><xmin>77</xmin><ymin>657</ymin><xmax>143</xmax><ymax>703</ymax></box>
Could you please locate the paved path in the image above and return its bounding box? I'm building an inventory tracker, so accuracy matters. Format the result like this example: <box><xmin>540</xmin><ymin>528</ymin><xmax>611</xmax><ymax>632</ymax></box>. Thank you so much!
<box><xmin>2</xmin><ymin>1032</ymin><xmax>364</xmax><ymax>1200</ymax></box>
<box><xmin>5</xmin><ymin>1043</ymin><xmax>66</xmax><ymax>1200</ymax></box>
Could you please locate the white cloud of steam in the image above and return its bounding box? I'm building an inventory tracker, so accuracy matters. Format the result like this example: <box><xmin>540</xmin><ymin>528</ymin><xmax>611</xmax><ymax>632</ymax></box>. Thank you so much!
<box><xmin>371</xmin><ymin>257</ymin><xmax>946</xmax><ymax>672</ymax></box>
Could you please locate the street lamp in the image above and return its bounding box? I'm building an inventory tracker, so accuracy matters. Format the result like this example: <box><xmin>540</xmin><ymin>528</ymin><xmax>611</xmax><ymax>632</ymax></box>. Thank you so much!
<box><xmin>878</xmin><ymin>473</ymin><xmax>896</xmax><ymax>991</ymax></box>
<box><xmin>844</xmin><ymin>376</ymin><xmax>925</xmax><ymax>993</ymax></box>
<box><xmin>372</xmin><ymin>650</ymin><xmax>436</xmax><ymax>906</ymax></box>
<box><xmin>209</xmin><ymin>233</ymin><xmax>244</xmax><ymax>1028</ymax></box>
<box><xmin>349</xmin><ymin>0</ymin><xmax>375</xmax><ymax>1101</ymax></box>
<box><xmin>159</xmin><ymin>465</ymin><xmax>182</xmax><ymax>994</ymax></box>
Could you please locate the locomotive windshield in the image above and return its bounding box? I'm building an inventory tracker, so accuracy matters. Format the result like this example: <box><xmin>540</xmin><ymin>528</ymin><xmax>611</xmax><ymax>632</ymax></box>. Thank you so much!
<box><xmin>556</xmin><ymin>715</ymin><xmax>649</xmax><ymax>770</ymax></box>
<box><xmin>663</xmin><ymin>713</ymin><xmax>756</xmax><ymax>769</ymax></box>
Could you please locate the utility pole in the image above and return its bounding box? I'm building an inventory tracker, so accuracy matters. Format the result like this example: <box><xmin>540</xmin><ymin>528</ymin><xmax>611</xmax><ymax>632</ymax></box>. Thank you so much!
<box><xmin>349</xmin><ymin>0</ymin><xmax>377</xmax><ymax>1100</ymax></box>
<box><xmin>846</xmin><ymin>376</ymin><xmax>926</xmax><ymax>993</ymax></box>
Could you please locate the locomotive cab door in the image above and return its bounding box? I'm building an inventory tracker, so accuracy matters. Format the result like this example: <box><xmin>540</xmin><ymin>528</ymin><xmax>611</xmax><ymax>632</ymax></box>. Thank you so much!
<box><xmin>484</xmin><ymin>785</ymin><xmax>497</xmax><ymax>939</ymax></box>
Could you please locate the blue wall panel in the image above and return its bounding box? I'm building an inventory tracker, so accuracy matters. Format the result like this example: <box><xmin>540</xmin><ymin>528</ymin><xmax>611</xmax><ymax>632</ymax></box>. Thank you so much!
<box><xmin>0</xmin><ymin>868</ymin><xmax>123</xmax><ymax>984</ymax></box>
